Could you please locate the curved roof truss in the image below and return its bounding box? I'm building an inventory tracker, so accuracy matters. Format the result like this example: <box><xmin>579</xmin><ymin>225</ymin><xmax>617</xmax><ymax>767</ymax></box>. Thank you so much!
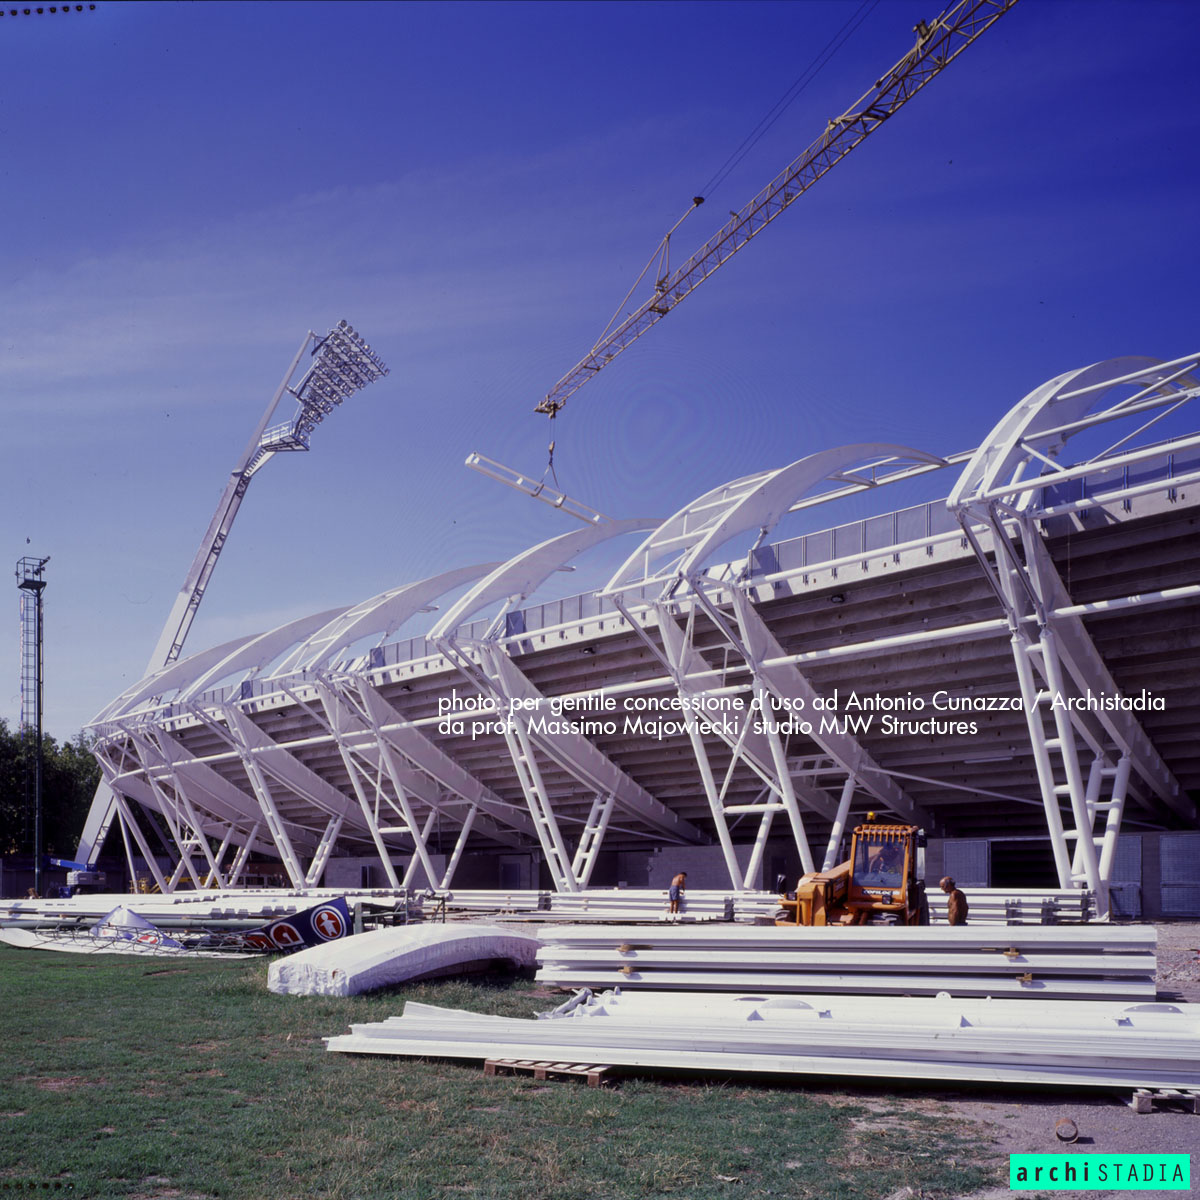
<box><xmin>430</xmin><ymin>517</ymin><xmax>659</xmax><ymax>639</ymax></box>
<box><xmin>949</xmin><ymin>352</ymin><xmax>1200</xmax><ymax>515</ymax></box>
<box><xmin>604</xmin><ymin>443</ymin><xmax>946</xmax><ymax>596</ymax></box>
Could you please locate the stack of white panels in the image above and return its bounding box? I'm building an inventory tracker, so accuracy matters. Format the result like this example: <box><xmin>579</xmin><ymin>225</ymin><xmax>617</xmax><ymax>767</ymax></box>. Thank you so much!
<box><xmin>925</xmin><ymin>889</ymin><xmax>1096</xmax><ymax>924</ymax></box>
<box><xmin>531</xmin><ymin>889</ymin><xmax>747</xmax><ymax>922</ymax></box>
<box><xmin>437</xmin><ymin>889</ymin><xmax>768</xmax><ymax>922</ymax></box>
<box><xmin>535</xmin><ymin>924</ymin><xmax>1157</xmax><ymax>1000</ymax></box>
<box><xmin>437</xmin><ymin>889</ymin><xmax>547</xmax><ymax>915</ymax></box>
<box><xmin>430</xmin><ymin>888</ymin><xmax>1097</xmax><ymax>926</ymax></box>
<box><xmin>324</xmin><ymin>991</ymin><xmax>1200</xmax><ymax>1090</ymax></box>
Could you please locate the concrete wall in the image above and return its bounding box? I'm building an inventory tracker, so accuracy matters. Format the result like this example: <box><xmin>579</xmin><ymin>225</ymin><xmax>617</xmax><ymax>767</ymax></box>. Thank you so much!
<box><xmin>926</xmin><ymin>833</ymin><xmax>1200</xmax><ymax>920</ymax></box>
<box><xmin>645</xmin><ymin>843</ymin><xmax>764</xmax><ymax>891</ymax></box>
<box><xmin>323</xmin><ymin>854</ymin><xmax>446</xmax><ymax>890</ymax></box>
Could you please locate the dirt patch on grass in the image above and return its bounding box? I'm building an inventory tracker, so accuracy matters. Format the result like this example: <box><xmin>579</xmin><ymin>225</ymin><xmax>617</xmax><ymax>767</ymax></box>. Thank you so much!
<box><xmin>820</xmin><ymin>1082</ymin><xmax>1197</xmax><ymax>1200</ymax></box>
<box><xmin>847</xmin><ymin>1114</ymin><xmax>921</xmax><ymax>1134</ymax></box>
<box><xmin>132</xmin><ymin>1175</ymin><xmax>180</xmax><ymax>1196</ymax></box>
<box><xmin>30</xmin><ymin>1075</ymin><xmax>102</xmax><ymax>1092</ymax></box>
<box><xmin>128</xmin><ymin>1179</ymin><xmax>214</xmax><ymax>1200</ymax></box>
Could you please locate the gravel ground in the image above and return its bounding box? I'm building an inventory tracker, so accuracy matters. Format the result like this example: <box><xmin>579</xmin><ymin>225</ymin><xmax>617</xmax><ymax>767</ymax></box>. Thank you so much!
<box><xmin>1152</xmin><ymin>921</ymin><xmax>1200</xmax><ymax>1003</ymax></box>
<box><xmin>861</xmin><ymin>922</ymin><xmax>1200</xmax><ymax>1200</ymax></box>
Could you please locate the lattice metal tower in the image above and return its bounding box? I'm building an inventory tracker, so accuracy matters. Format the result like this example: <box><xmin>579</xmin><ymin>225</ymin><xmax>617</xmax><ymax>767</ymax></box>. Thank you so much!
<box><xmin>17</xmin><ymin>555</ymin><xmax>49</xmax><ymax>896</ymax></box>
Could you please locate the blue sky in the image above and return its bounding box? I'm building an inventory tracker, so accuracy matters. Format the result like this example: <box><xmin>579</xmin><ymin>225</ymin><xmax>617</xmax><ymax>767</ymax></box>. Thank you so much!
<box><xmin>3</xmin><ymin>0</ymin><xmax>1199</xmax><ymax>738</ymax></box>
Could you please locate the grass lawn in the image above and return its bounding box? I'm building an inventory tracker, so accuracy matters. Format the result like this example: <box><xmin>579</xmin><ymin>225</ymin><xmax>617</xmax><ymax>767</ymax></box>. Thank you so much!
<box><xmin>1</xmin><ymin>946</ymin><xmax>998</xmax><ymax>1200</ymax></box>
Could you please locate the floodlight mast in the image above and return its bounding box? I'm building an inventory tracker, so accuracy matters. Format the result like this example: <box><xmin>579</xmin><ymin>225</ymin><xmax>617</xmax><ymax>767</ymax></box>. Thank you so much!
<box><xmin>74</xmin><ymin>322</ymin><xmax>389</xmax><ymax>868</ymax></box>
<box><xmin>17</xmin><ymin>555</ymin><xmax>50</xmax><ymax>897</ymax></box>
<box><xmin>147</xmin><ymin>321</ymin><xmax>390</xmax><ymax>668</ymax></box>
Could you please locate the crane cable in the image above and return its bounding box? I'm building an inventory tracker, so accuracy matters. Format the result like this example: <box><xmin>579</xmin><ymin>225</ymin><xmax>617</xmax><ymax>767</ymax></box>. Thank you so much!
<box><xmin>543</xmin><ymin>0</ymin><xmax>882</xmax><ymax>492</ymax></box>
<box><xmin>697</xmin><ymin>0</ymin><xmax>881</xmax><ymax>203</ymax></box>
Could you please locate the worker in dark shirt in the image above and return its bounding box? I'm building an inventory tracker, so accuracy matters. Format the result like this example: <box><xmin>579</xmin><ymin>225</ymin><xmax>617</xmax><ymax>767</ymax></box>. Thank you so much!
<box><xmin>939</xmin><ymin>876</ymin><xmax>969</xmax><ymax>925</ymax></box>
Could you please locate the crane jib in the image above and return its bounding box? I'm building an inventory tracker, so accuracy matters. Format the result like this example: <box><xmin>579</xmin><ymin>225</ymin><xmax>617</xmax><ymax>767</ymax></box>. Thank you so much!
<box><xmin>535</xmin><ymin>0</ymin><xmax>1020</xmax><ymax>417</ymax></box>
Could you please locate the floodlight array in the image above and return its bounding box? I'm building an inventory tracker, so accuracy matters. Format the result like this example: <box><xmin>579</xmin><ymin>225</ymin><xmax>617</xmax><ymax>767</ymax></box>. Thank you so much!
<box><xmin>287</xmin><ymin>320</ymin><xmax>389</xmax><ymax>438</ymax></box>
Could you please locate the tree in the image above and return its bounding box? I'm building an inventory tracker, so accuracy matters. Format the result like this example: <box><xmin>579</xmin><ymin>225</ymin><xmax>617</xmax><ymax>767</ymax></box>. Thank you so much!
<box><xmin>0</xmin><ymin>719</ymin><xmax>100</xmax><ymax>858</ymax></box>
<box><xmin>0</xmin><ymin>719</ymin><xmax>24</xmax><ymax>856</ymax></box>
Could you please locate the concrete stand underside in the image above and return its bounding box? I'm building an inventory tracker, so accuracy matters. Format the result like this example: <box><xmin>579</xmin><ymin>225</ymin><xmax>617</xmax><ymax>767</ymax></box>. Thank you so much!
<box><xmin>79</xmin><ymin>353</ymin><xmax>1200</xmax><ymax>917</ymax></box>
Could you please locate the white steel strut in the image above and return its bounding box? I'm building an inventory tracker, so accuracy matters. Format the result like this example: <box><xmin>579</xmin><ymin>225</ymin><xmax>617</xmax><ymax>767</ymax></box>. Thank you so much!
<box><xmin>598</xmin><ymin>445</ymin><xmax>942</xmax><ymax>890</ymax></box>
<box><xmin>464</xmin><ymin>452</ymin><xmax>610</xmax><ymax>526</ymax></box>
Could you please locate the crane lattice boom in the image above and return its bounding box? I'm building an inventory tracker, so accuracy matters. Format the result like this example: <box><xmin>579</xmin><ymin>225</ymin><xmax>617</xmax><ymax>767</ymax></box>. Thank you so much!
<box><xmin>536</xmin><ymin>0</ymin><xmax>1019</xmax><ymax>417</ymax></box>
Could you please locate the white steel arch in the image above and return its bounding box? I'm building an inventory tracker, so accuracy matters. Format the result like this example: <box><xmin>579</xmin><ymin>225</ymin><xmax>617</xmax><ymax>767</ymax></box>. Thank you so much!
<box><xmin>430</xmin><ymin>518</ymin><xmax>658</xmax><ymax>638</ymax></box>
<box><xmin>948</xmin><ymin>354</ymin><xmax>1200</xmax><ymax>511</ymax></box>
<box><xmin>175</xmin><ymin>609</ymin><xmax>349</xmax><ymax>704</ymax></box>
<box><xmin>92</xmin><ymin>630</ymin><xmax>265</xmax><ymax>725</ymax></box>
<box><xmin>277</xmin><ymin>562</ymin><xmax>500</xmax><ymax>674</ymax></box>
<box><xmin>606</xmin><ymin>445</ymin><xmax>946</xmax><ymax>597</ymax></box>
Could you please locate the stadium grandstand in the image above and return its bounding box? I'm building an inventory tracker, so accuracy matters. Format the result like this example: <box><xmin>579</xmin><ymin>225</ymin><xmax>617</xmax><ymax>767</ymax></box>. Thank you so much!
<box><xmin>77</xmin><ymin>352</ymin><xmax>1200</xmax><ymax>921</ymax></box>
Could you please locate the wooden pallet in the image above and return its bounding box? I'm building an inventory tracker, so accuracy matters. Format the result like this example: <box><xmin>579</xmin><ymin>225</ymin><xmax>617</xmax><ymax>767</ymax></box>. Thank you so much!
<box><xmin>484</xmin><ymin>1057</ymin><xmax>613</xmax><ymax>1087</ymax></box>
<box><xmin>1130</xmin><ymin>1087</ymin><xmax>1200</xmax><ymax>1114</ymax></box>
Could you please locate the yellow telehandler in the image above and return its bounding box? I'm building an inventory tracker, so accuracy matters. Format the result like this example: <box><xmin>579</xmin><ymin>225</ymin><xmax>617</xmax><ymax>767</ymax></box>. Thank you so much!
<box><xmin>775</xmin><ymin>814</ymin><xmax>929</xmax><ymax>926</ymax></box>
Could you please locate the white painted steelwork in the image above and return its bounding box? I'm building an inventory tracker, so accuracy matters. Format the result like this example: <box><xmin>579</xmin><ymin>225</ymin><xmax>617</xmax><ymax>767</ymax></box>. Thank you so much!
<box><xmin>534</xmin><ymin>922</ymin><xmax>1156</xmax><ymax>999</ymax></box>
<box><xmin>0</xmin><ymin>886</ymin><xmax>400</xmax><ymax>930</ymax></box>
<box><xmin>949</xmin><ymin>353</ymin><xmax>1200</xmax><ymax>915</ymax></box>
<box><xmin>0</xmin><ymin>927</ymin><xmax>255</xmax><ymax>958</ymax></box>
<box><xmin>464</xmin><ymin>452</ymin><xmax>609</xmax><ymax>526</ymax></box>
<box><xmin>430</xmin><ymin>518</ymin><xmax>705</xmax><ymax>893</ymax></box>
<box><xmin>83</xmin><ymin>350</ymin><xmax>1200</xmax><ymax>902</ymax></box>
<box><xmin>325</xmin><ymin>992</ymin><xmax>1200</xmax><ymax>1090</ymax></box>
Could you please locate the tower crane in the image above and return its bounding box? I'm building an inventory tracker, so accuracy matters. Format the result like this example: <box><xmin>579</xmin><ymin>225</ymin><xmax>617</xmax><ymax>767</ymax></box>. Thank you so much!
<box><xmin>468</xmin><ymin>0</ymin><xmax>1019</xmax><ymax>516</ymax></box>
<box><xmin>535</xmin><ymin>0</ymin><xmax>1019</xmax><ymax>420</ymax></box>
